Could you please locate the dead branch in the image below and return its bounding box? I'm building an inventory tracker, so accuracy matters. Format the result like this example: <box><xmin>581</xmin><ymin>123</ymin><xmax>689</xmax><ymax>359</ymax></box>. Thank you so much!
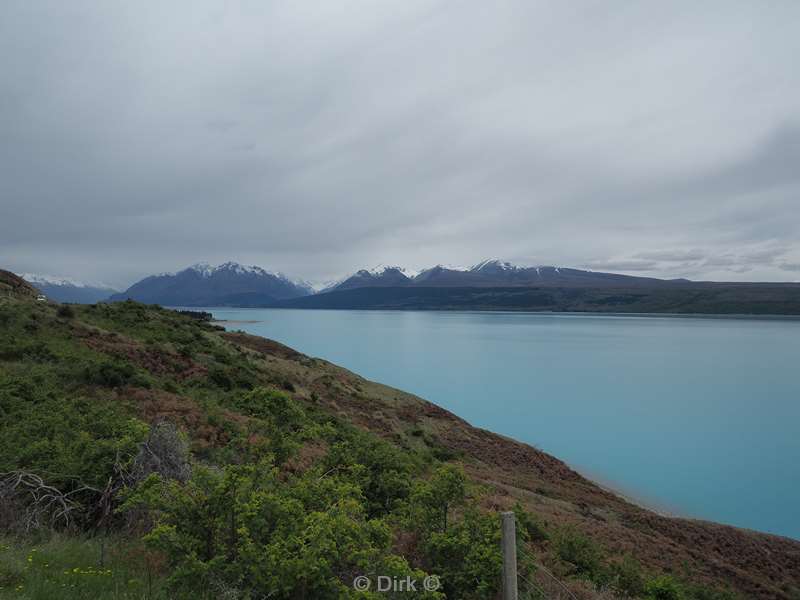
<box><xmin>0</xmin><ymin>470</ymin><xmax>99</xmax><ymax>531</ymax></box>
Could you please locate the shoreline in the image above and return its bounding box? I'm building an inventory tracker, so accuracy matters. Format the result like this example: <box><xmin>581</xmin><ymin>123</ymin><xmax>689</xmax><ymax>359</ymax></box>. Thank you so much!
<box><xmin>190</xmin><ymin>305</ymin><xmax>800</xmax><ymax>322</ymax></box>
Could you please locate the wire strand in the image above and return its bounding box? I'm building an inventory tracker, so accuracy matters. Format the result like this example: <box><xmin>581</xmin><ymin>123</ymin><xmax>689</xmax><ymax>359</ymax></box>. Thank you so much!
<box><xmin>515</xmin><ymin>546</ymin><xmax>580</xmax><ymax>600</ymax></box>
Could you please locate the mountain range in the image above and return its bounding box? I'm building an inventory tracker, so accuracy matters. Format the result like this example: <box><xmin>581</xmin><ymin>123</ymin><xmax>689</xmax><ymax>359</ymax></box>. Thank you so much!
<box><xmin>104</xmin><ymin>259</ymin><xmax>690</xmax><ymax>306</ymax></box>
<box><xmin>20</xmin><ymin>273</ymin><xmax>119</xmax><ymax>304</ymax></box>
<box><xmin>19</xmin><ymin>259</ymin><xmax>800</xmax><ymax>314</ymax></box>
<box><xmin>327</xmin><ymin>260</ymin><xmax>687</xmax><ymax>290</ymax></box>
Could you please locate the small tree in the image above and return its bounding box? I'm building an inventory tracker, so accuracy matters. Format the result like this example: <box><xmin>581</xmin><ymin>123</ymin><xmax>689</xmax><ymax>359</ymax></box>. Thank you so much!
<box><xmin>409</xmin><ymin>464</ymin><xmax>466</xmax><ymax>533</ymax></box>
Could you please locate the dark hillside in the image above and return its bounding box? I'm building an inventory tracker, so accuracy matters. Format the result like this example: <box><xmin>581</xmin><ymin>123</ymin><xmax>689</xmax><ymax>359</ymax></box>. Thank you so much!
<box><xmin>276</xmin><ymin>284</ymin><xmax>800</xmax><ymax>315</ymax></box>
<box><xmin>0</xmin><ymin>269</ymin><xmax>39</xmax><ymax>300</ymax></box>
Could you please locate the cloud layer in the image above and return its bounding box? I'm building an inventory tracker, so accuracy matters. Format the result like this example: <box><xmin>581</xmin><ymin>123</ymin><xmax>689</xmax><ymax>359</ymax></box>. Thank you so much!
<box><xmin>2</xmin><ymin>1</ymin><xmax>799</xmax><ymax>287</ymax></box>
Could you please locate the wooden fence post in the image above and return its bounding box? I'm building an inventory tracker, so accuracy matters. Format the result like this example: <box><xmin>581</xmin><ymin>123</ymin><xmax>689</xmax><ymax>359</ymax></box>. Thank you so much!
<box><xmin>501</xmin><ymin>511</ymin><xmax>518</xmax><ymax>600</ymax></box>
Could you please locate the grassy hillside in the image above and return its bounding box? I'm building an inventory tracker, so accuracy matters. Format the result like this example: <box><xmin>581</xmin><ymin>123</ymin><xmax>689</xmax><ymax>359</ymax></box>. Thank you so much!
<box><xmin>1</xmin><ymin>287</ymin><xmax>798</xmax><ymax>598</ymax></box>
<box><xmin>274</xmin><ymin>285</ymin><xmax>800</xmax><ymax>315</ymax></box>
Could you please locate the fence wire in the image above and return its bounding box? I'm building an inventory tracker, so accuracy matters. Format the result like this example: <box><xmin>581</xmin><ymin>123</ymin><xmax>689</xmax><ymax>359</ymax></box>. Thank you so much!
<box><xmin>516</xmin><ymin>546</ymin><xmax>580</xmax><ymax>600</ymax></box>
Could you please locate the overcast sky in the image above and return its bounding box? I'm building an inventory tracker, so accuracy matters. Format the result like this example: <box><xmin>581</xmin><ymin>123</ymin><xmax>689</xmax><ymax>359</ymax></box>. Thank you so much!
<box><xmin>2</xmin><ymin>1</ymin><xmax>799</xmax><ymax>289</ymax></box>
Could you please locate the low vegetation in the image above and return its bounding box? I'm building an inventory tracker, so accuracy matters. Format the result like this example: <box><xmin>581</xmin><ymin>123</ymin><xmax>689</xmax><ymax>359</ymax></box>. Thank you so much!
<box><xmin>0</xmin><ymin>290</ymin><xmax>793</xmax><ymax>598</ymax></box>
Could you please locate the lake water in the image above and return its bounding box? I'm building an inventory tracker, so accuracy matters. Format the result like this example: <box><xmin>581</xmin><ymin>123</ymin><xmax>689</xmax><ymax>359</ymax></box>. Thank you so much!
<box><xmin>205</xmin><ymin>308</ymin><xmax>800</xmax><ymax>540</ymax></box>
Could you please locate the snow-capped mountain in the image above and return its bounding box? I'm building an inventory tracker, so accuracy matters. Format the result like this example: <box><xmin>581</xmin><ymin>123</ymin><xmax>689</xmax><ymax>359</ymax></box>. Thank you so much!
<box><xmin>105</xmin><ymin>257</ymin><xmax>684</xmax><ymax>308</ymax></box>
<box><xmin>326</xmin><ymin>265</ymin><xmax>417</xmax><ymax>292</ymax></box>
<box><xmin>20</xmin><ymin>273</ymin><xmax>119</xmax><ymax>303</ymax></box>
<box><xmin>109</xmin><ymin>262</ymin><xmax>313</xmax><ymax>306</ymax></box>
<box><xmin>321</xmin><ymin>259</ymin><xmax>673</xmax><ymax>292</ymax></box>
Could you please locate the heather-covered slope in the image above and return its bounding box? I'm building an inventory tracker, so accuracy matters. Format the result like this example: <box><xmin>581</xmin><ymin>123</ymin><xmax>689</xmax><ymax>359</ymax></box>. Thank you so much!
<box><xmin>1</xmin><ymin>292</ymin><xmax>798</xmax><ymax>599</ymax></box>
<box><xmin>0</xmin><ymin>269</ymin><xmax>39</xmax><ymax>300</ymax></box>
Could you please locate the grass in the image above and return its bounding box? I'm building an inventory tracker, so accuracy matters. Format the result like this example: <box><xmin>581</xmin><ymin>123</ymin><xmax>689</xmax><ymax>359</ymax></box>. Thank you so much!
<box><xmin>0</xmin><ymin>535</ymin><xmax>167</xmax><ymax>600</ymax></box>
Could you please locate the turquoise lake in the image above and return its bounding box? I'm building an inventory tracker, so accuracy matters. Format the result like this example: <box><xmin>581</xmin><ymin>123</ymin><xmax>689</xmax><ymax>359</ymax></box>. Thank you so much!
<box><xmin>204</xmin><ymin>308</ymin><xmax>800</xmax><ymax>540</ymax></box>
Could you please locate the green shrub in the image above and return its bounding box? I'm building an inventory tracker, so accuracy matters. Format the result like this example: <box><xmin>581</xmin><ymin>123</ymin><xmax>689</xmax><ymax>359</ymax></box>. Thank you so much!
<box><xmin>404</xmin><ymin>464</ymin><xmax>466</xmax><ymax>534</ymax></box>
<box><xmin>56</xmin><ymin>305</ymin><xmax>75</xmax><ymax>319</ymax></box>
<box><xmin>207</xmin><ymin>365</ymin><xmax>234</xmax><ymax>390</ymax></box>
<box><xmin>422</xmin><ymin>509</ymin><xmax>502</xmax><ymax>600</ymax></box>
<box><xmin>610</xmin><ymin>554</ymin><xmax>646</xmax><ymax>597</ymax></box>
<box><xmin>645</xmin><ymin>575</ymin><xmax>685</xmax><ymax>600</ymax></box>
<box><xmin>0</xmin><ymin>379</ymin><xmax>148</xmax><ymax>492</ymax></box>
<box><xmin>83</xmin><ymin>361</ymin><xmax>136</xmax><ymax>387</ymax></box>
<box><xmin>323</xmin><ymin>430</ymin><xmax>416</xmax><ymax>518</ymax></box>
<box><xmin>551</xmin><ymin>525</ymin><xmax>605</xmax><ymax>581</ymax></box>
<box><xmin>123</xmin><ymin>463</ymin><xmax>441</xmax><ymax>599</ymax></box>
<box><xmin>514</xmin><ymin>502</ymin><xmax>549</xmax><ymax>543</ymax></box>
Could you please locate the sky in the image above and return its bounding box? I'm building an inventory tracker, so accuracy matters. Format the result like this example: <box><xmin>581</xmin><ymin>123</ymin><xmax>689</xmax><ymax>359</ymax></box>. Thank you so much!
<box><xmin>1</xmin><ymin>1</ymin><xmax>799</xmax><ymax>290</ymax></box>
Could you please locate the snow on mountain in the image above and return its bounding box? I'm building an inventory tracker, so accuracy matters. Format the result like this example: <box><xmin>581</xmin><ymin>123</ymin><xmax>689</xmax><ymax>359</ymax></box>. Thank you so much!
<box><xmin>110</xmin><ymin>261</ymin><xmax>312</xmax><ymax>306</ymax></box>
<box><xmin>470</xmin><ymin>258</ymin><xmax>534</xmax><ymax>272</ymax></box>
<box><xmin>469</xmin><ymin>259</ymin><xmax>554</xmax><ymax>273</ymax></box>
<box><xmin>19</xmin><ymin>273</ymin><xmax>118</xmax><ymax>303</ymax></box>
<box><xmin>366</xmin><ymin>264</ymin><xmax>420</xmax><ymax>278</ymax></box>
<box><xmin>325</xmin><ymin>265</ymin><xmax>416</xmax><ymax>291</ymax></box>
<box><xmin>431</xmin><ymin>263</ymin><xmax>471</xmax><ymax>272</ymax></box>
<box><xmin>20</xmin><ymin>273</ymin><xmax>115</xmax><ymax>290</ymax></box>
<box><xmin>181</xmin><ymin>261</ymin><xmax>278</xmax><ymax>278</ymax></box>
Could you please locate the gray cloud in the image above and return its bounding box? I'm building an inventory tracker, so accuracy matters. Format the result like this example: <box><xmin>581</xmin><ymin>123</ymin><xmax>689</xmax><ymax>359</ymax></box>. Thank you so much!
<box><xmin>1</xmin><ymin>1</ymin><xmax>799</xmax><ymax>288</ymax></box>
<box><xmin>580</xmin><ymin>259</ymin><xmax>660</xmax><ymax>272</ymax></box>
<box><xmin>634</xmin><ymin>250</ymin><xmax>706</xmax><ymax>262</ymax></box>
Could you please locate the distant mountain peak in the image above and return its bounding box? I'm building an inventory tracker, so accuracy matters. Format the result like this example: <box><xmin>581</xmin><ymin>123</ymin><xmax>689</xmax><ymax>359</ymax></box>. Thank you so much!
<box><xmin>111</xmin><ymin>261</ymin><xmax>312</xmax><ymax>306</ymax></box>
<box><xmin>326</xmin><ymin>264</ymin><xmax>416</xmax><ymax>292</ymax></box>
<box><xmin>469</xmin><ymin>259</ymin><xmax>556</xmax><ymax>273</ymax></box>
<box><xmin>364</xmin><ymin>264</ymin><xmax>420</xmax><ymax>278</ymax></box>
<box><xmin>419</xmin><ymin>263</ymin><xmax>471</xmax><ymax>274</ymax></box>
<box><xmin>470</xmin><ymin>259</ymin><xmax>518</xmax><ymax>272</ymax></box>
<box><xmin>20</xmin><ymin>272</ymin><xmax>115</xmax><ymax>290</ymax></box>
<box><xmin>181</xmin><ymin>261</ymin><xmax>278</xmax><ymax>279</ymax></box>
<box><xmin>18</xmin><ymin>272</ymin><xmax>118</xmax><ymax>303</ymax></box>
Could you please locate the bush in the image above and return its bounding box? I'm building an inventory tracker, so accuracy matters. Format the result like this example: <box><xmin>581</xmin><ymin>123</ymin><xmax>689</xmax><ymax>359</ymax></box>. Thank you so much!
<box><xmin>645</xmin><ymin>575</ymin><xmax>685</xmax><ymax>600</ymax></box>
<box><xmin>551</xmin><ymin>526</ymin><xmax>605</xmax><ymax>581</ymax></box>
<box><xmin>56</xmin><ymin>304</ymin><xmax>76</xmax><ymax>319</ymax></box>
<box><xmin>123</xmin><ymin>462</ymin><xmax>442</xmax><ymax>599</ymax></box>
<box><xmin>207</xmin><ymin>366</ymin><xmax>234</xmax><ymax>390</ymax></box>
<box><xmin>514</xmin><ymin>502</ymin><xmax>549</xmax><ymax>543</ymax></box>
<box><xmin>610</xmin><ymin>554</ymin><xmax>646</xmax><ymax>597</ymax></box>
<box><xmin>323</xmin><ymin>430</ymin><xmax>416</xmax><ymax>518</ymax></box>
<box><xmin>230</xmin><ymin>388</ymin><xmax>309</xmax><ymax>464</ymax></box>
<box><xmin>406</xmin><ymin>464</ymin><xmax>466</xmax><ymax>533</ymax></box>
<box><xmin>83</xmin><ymin>361</ymin><xmax>137</xmax><ymax>387</ymax></box>
<box><xmin>421</xmin><ymin>509</ymin><xmax>502</xmax><ymax>600</ymax></box>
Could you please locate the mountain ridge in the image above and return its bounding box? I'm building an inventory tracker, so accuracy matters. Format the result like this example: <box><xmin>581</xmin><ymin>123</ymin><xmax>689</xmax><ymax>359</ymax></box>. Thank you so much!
<box><xmin>20</xmin><ymin>272</ymin><xmax>119</xmax><ymax>304</ymax></box>
<box><xmin>38</xmin><ymin>258</ymin><xmax>800</xmax><ymax>313</ymax></box>
<box><xmin>274</xmin><ymin>283</ymin><xmax>800</xmax><ymax>315</ymax></box>
<box><xmin>309</xmin><ymin>259</ymin><xmax>698</xmax><ymax>293</ymax></box>
<box><xmin>109</xmin><ymin>261</ymin><xmax>313</xmax><ymax>306</ymax></box>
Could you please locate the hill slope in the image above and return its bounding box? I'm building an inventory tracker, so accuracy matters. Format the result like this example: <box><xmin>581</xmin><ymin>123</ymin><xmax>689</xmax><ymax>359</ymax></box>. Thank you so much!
<box><xmin>1</xmin><ymin>291</ymin><xmax>798</xmax><ymax>598</ymax></box>
<box><xmin>0</xmin><ymin>269</ymin><xmax>39</xmax><ymax>300</ymax></box>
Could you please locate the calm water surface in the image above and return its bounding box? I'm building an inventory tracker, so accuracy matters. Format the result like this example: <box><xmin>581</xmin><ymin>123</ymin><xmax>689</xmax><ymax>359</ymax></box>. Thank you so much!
<box><xmin>205</xmin><ymin>308</ymin><xmax>800</xmax><ymax>540</ymax></box>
